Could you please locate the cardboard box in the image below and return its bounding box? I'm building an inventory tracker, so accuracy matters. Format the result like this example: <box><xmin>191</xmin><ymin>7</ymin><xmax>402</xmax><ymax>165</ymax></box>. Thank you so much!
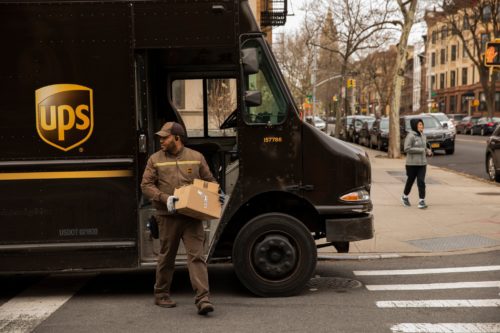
<box><xmin>174</xmin><ymin>179</ymin><xmax>221</xmax><ymax>220</ymax></box>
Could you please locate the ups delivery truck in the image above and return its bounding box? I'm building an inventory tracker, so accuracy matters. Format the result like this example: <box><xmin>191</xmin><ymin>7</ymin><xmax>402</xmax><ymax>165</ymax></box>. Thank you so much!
<box><xmin>0</xmin><ymin>0</ymin><xmax>373</xmax><ymax>296</ymax></box>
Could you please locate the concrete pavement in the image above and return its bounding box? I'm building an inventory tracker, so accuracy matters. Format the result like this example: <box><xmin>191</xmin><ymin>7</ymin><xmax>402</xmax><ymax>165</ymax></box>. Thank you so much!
<box><xmin>319</xmin><ymin>146</ymin><xmax>500</xmax><ymax>259</ymax></box>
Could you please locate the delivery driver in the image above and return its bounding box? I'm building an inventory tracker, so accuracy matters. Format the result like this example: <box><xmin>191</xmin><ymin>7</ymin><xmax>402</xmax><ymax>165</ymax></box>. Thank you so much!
<box><xmin>141</xmin><ymin>121</ymin><xmax>217</xmax><ymax>315</ymax></box>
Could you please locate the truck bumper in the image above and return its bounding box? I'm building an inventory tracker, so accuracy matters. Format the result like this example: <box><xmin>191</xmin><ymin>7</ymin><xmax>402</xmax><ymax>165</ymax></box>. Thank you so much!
<box><xmin>325</xmin><ymin>213</ymin><xmax>374</xmax><ymax>242</ymax></box>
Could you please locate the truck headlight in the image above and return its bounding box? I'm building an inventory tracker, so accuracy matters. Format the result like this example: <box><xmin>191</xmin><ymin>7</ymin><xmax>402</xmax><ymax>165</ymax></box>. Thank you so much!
<box><xmin>340</xmin><ymin>189</ymin><xmax>370</xmax><ymax>202</ymax></box>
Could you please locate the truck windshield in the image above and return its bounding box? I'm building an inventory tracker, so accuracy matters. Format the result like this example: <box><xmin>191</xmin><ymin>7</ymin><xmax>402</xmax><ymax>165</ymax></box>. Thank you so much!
<box><xmin>242</xmin><ymin>39</ymin><xmax>286</xmax><ymax>125</ymax></box>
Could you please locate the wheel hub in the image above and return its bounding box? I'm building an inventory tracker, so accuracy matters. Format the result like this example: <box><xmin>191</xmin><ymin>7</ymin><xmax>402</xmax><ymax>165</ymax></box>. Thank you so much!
<box><xmin>253</xmin><ymin>235</ymin><xmax>297</xmax><ymax>279</ymax></box>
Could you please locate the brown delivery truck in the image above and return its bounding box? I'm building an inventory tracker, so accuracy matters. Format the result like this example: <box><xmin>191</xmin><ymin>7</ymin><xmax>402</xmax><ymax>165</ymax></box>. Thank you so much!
<box><xmin>0</xmin><ymin>0</ymin><xmax>373</xmax><ymax>296</ymax></box>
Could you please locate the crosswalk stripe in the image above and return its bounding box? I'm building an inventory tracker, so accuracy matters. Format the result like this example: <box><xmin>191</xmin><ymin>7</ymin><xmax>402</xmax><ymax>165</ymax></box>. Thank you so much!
<box><xmin>390</xmin><ymin>323</ymin><xmax>500</xmax><ymax>333</ymax></box>
<box><xmin>377</xmin><ymin>299</ymin><xmax>500</xmax><ymax>308</ymax></box>
<box><xmin>354</xmin><ymin>265</ymin><xmax>500</xmax><ymax>276</ymax></box>
<box><xmin>0</xmin><ymin>274</ymin><xmax>93</xmax><ymax>333</ymax></box>
<box><xmin>366</xmin><ymin>281</ymin><xmax>500</xmax><ymax>291</ymax></box>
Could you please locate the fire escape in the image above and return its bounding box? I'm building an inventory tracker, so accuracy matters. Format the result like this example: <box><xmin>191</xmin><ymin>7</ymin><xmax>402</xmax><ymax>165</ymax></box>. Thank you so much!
<box><xmin>260</xmin><ymin>0</ymin><xmax>287</xmax><ymax>27</ymax></box>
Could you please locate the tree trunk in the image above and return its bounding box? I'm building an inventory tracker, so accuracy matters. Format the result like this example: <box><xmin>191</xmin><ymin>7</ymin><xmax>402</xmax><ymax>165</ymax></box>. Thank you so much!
<box><xmin>388</xmin><ymin>0</ymin><xmax>417</xmax><ymax>159</ymax></box>
<box><xmin>335</xmin><ymin>63</ymin><xmax>347</xmax><ymax>138</ymax></box>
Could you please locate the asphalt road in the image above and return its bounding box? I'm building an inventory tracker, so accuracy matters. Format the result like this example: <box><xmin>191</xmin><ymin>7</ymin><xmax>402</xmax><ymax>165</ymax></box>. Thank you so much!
<box><xmin>1</xmin><ymin>251</ymin><xmax>499</xmax><ymax>333</ymax></box>
<box><xmin>428</xmin><ymin>134</ymin><xmax>489</xmax><ymax>181</ymax></box>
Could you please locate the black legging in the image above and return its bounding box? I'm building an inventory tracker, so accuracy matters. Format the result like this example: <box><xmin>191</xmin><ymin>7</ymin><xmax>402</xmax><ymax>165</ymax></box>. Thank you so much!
<box><xmin>404</xmin><ymin>165</ymin><xmax>426</xmax><ymax>199</ymax></box>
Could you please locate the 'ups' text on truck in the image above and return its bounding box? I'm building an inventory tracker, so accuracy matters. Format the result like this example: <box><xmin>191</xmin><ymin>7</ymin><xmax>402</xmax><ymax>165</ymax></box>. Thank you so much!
<box><xmin>0</xmin><ymin>0</ymin><xmax>373</xmax><ymax>296</ymax></box>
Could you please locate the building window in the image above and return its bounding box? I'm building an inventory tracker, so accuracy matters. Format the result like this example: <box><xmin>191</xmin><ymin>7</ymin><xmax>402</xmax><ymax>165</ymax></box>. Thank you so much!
<box><xmin>432</xmin><ymin>31</ymin><xmax>437</xmax><ymax>44</ymax></box>
<box><xmin>462</xmin><ymin>67</ymin><xmax>468</xmax><ymax>85</ymax></box>
<box><xmin>463</xmin><ymin>15</ymin><xmax>470</xmax><ymax>29</ymax></box>
<box><xmin>450</xmin><ymin>71</ymin><xmax>456</xmax><ymax>87</ymax></box>
<box><xmin>451</xmin><ymin>45</ymin><xmax>457</xmax><ymax>61</ymax></box>
<box><xmin>482</xmin><ymin>5</ymin><xmax>492</xmax><ymax>22</ymax></box>
<box><xmin>440</xmin><ymin>49</ymin><xmax>445</xmax><ymax>64</ymax></box>
<box><xmin>463</xmin><ymin>41</ymin><xmax>469</xmax><ymax>58</ymax></box>
<box><xmin>172</xmin><ymin>80</ymin><xmax>186</xmax><ymax>109</ymax></box>
<box><xmin>481</xmin><ymin>33</ymin><xmax>489</xmax><ymax>52</ymax></box>
<box><xmin>450</xmin><ymin>95</ymin><xmax>456</xmax><ymax>113</ymax></box>
<box><xmin>441</xmin><ymin>26</ymin><xmax>447</xmax><ymax>40</ymax></box>
<box><xmin>431</xmin><ymin>75</ymin><xmax>436</xmax><ymax>91</ymax></box>
<box><xmin>440</xmin><ymin>73</ymin><xmax>445</xmax><ymax>89</ymax></box>
<box><xmin>431</xmin><ymin>52</ymin><xmax>436</xmax><ymax>67</ymax></box>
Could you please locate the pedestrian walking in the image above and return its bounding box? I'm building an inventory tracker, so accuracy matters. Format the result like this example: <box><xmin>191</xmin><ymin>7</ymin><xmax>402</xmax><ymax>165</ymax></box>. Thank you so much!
<box><xmin>141</xmin><ymin>121</ymin><xmax>218</xmax><ymax>315</ymax></box>
<box><xmin>401</xmin><ymin>118</ymin><xmax>432</xmax><ymax>209</ymax></box>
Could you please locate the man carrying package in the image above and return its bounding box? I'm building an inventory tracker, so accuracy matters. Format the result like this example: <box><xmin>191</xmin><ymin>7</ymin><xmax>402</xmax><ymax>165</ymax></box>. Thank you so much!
<box><xmin>141</xmin><ymin>121</ymin><xmax>219</xmax><ymax>315</ymax></box>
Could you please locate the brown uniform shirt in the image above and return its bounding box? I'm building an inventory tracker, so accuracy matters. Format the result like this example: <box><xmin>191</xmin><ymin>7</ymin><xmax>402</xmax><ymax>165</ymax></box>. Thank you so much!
<box><xmin>141</xmin><ymin>146</ymin><xmax>216</xmax><ymax>214</ymax></box>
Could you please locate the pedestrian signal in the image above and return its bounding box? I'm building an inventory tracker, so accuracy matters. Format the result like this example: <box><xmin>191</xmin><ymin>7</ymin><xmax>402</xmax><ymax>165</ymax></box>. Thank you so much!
<box><xmin>484</xmin><ymin>41</ymin><xmax>500</xmax><ymax>67</ymax></box>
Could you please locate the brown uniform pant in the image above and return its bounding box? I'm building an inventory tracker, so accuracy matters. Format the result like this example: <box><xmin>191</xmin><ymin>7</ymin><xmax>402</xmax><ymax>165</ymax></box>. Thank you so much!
<box><xmin>154</xmin><ymin>214</ymin><xmax>210</xmax><ymax>304</ymax></box>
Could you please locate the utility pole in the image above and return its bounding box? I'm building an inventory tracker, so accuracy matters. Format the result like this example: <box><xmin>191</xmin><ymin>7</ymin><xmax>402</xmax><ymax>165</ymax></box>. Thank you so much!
<box><xmin>311</xmin><ymin>41</ymin><xmax>318</xmax><ymax>117</ymax></box>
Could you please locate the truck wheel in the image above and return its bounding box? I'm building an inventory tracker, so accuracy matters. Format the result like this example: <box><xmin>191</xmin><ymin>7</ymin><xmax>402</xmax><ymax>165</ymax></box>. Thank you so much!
<box><xmin>232</xmin><ymin>213</ymin><xmax>317</xmax><ymax>297</ymax></box>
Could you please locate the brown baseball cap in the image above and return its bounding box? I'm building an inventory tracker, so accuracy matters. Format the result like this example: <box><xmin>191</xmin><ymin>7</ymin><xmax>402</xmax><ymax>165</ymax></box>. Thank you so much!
<box><xmin>155</xmin><ymin>122</ymin><xmax>186</xmax><ymax>137</ymax></box>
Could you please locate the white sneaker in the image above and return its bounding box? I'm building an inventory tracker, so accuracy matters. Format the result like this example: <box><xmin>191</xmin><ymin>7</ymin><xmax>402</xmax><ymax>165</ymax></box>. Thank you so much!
<box><xmin>418</xmin><ymin>200</ymin><xmax>427</xmax><ymax>209</ymax></box>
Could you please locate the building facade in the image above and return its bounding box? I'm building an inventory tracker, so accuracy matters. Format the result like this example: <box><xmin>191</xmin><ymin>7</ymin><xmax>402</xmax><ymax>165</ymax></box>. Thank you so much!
<box><xmin>424</xmin><ymin>7</ymin><xmax>500</xmax><ymax>116</ymax></box>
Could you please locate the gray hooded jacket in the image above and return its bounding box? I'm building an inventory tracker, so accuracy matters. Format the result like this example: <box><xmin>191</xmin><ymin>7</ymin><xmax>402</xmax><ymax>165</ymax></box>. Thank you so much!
<box><xmin>404</xmin><ymin>118</ymin><xmax>428</xmax><ymax>166</ymax></box>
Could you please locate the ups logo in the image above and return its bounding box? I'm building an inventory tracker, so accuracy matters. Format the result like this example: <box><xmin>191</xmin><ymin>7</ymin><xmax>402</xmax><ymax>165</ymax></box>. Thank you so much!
<box><xmin>35</xmin><ymin>84</ymin><xmax>94</xmax><ymax>152</ymax></box>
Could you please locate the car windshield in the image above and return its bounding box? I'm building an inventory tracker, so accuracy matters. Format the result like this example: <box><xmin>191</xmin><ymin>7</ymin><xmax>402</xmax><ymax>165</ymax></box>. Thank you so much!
<box><xmin>432</xmin><ymin>114</ymin><xmax>449</xmax><ymax>122</ymax></box>
<box><xmin>380</xmin><ymin>118</ymin><xmax>389</xmax><ymax>130</ymax></box>
<box><xmin>406</xmin><ymin>117</ymin><xmax>440</xmax><ymax>130</ymax></box>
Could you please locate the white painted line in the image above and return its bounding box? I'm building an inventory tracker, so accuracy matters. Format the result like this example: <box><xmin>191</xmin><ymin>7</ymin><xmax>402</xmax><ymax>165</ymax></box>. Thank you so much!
<box><xmin>391</xmin><ymin>323</ymin><xmax>500</xmax><ymax>333</ymax></box>
<box><xmin>377</xmin><ymin>299</ymin><xmax>500</xmax><ymax>308</ymax></box>
<box><xmin>0</xmin><ymin>274</ymin><xmax>93</xmax><ymax>333</ymax></box>
<box><xmin>366</xmin><ymin>281</ymin><xmax>500</xmax><ymax>291</ymax></box>
<box><xmin>354</xmin><ymin>265</ymin><xmax>500</xmax><ymax>276</ymax></box>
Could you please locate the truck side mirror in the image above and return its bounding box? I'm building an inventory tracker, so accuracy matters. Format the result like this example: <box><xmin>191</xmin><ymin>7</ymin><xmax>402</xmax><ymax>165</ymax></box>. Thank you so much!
<box><xmin>241</xmin><ymin>48</ymin><xmax>259</xmax><ymax>75</ymax></box>
<box><xmin>244</xmin><ymin>90</ymin><xmax>262</xmax><ymax>107</ymax></box>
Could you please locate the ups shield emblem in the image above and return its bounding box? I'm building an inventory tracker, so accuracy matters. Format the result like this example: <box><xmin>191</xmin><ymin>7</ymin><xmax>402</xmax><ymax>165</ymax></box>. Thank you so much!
<box><xmin>35</xmin><ymin>84</ymin><xmax>94</xmax><ymax>152</ymax></box>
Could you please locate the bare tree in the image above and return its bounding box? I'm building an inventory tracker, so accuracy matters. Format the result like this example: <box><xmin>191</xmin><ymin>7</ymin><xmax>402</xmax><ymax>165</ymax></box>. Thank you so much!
<box><xmin>387</xmin><ymin>0</ymin><xmax>418</xmax><ymax>159</ymax></box>
<box><xmin>275</xmin><ymin>29</ymin><xmax>315</xmax><ymax>111</ymax></box>
<box><xmin>439</xmin><ymin>0</ymin><xmax>499</xmax><ymax>117</ymax></box>
<box><xmin>305</xmin><ymin>0</ymin><xmax>398</xmax><ymax>137</ymax></box>
<box><xmin>207</xmin><ymin>79</ymin><xmax>236</xmax><ymax>136</ymax></box>
<box><xmin>357</xmin><ymin>47</ymin><xmax>398</xmax><ymax>117</ymax></box>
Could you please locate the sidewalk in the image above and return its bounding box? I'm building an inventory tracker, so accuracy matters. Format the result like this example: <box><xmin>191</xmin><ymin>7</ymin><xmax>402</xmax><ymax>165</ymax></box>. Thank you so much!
<box><xmin>319</xmin><ymin>147</ymin><xmax>500</xmax><ymax>259</ymax></box>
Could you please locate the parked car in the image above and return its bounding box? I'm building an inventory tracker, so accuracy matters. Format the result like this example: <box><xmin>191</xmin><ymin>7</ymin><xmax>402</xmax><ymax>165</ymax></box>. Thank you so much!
<box><xmin>369</xmin><ymin>117</ymin><xmax>389</xmax><ymax>151</ymax></box>
<box><xmin>400</xmin><ymin>114</ymin><xmax>455</xmax><ymax>154</ymax></box>
<box><xmin>456</xmin><ymin>116</ymin><xmax>480</xmax><ymax>134</ymax></box>
<box><xmin>347</xmin><ymin>115</ymin><xmax>375</xmax><ymax>144</ymax></box>
<box><xmin>471</xmin><ymin>117</ymin><xmax>500</xmax><ymax>136</ymax></box>
<box><xmin>358</xmin><ymin>118</ymin><xmax>376</xmax><ymax>147</ymax></box>
<box><xmin>423</xmin><ymin>112</ymin><xmax>456</xmax><ymax>135</ymax></box>
<box><xmin>306</xmin><ymin>116</ymin><xmax>327</xmax><ymax>132</ymax></box>
<box><xmin>447</xmin><ymin>113</ymin><xmax>466</xmax><ymax>127</ymax></box>
<box><xmin>485</xmin><ymin>125</ymin><xmax>500</xmax><ymax>182</ymax></box>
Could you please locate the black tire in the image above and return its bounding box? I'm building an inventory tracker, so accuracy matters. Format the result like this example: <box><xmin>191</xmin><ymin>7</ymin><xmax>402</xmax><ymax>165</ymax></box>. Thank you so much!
<box><xmin>232</xmin><ymin>213</ymin><xmax>317</xmax><ymax>297</ymax></box>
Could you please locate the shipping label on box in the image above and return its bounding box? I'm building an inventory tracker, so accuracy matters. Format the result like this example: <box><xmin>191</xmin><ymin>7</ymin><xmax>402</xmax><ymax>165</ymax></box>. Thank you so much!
<box><xmin>174</xmin><ymin>179</ymin><xmax>221</xmax><ymax>220</ymax></box>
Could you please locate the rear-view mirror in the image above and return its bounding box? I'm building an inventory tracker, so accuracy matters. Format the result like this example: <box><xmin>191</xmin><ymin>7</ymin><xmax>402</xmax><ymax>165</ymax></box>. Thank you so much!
<box><xmin>244</xmin><ymin>90</ymin><xmax>262</xmax><ymax>107</ymax></box>
<box><xmin>241</xmin><ymin>48</ymin><xmax>259</xmax><ymax>75</ymax></box>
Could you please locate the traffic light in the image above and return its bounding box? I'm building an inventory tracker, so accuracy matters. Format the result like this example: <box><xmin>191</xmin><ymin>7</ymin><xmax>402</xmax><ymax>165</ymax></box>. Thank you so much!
<box><xmin>347</xmin><ymin>79</ymin><xmax>356</xmax><ymax>88</ymax></box>
<box><xmin>484</xmin><ymin>40</ymin><xmax>500</xmax><ymax>67</ymax></box>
